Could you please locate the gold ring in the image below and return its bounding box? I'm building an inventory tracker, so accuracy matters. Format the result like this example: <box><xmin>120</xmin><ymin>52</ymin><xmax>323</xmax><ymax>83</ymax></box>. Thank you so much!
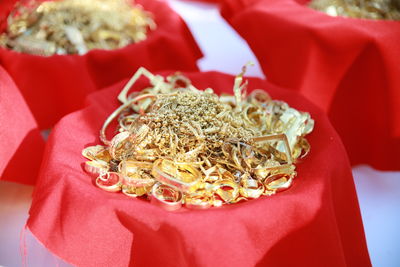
<box><xmin>109</xmin><ymin>131</ymin><xmax>132</xmax><ymax>160</ymax></box>
<box><xmin>119</xmin><ymin>160</ymin><xmax>155</xmax><ymax>187</ymax></box>
<box><xmin>185</xmin><ymin>188</ymin><xmax>213</xmax><ymax>209</ymax></box>
<box><xmin>247</xmin><ymin>89</ymin><xmax>271</xmax><ymax>103</ymax></box>
<box><xmin>240</xmin><ymin>177</ymin><xmax>264</xmax><ymax>198</ymax></box>
<box><xmin>122</xmin><ymin>186</ymin><xmax>151</xmax><ymax>198</ymax></box>
<box><xmin>185</xmin><ymin>196</ymin><xmax>212</xmax><ymax>209</ymax></box>
<box><xmin>213</xmin><ymin>179</ymin><xmax>239</xmax><ymax>203</ymax></box>
<box><xmin>84</xmin><ymin>160</ymin><xmax>108</xmax><ymax>177</ymax></box>
<box><xmin>264</xmin><ymin>173</ymin><xmax>293</xmax><ymax>192</ymax></box>
<box><xmin>152</xmin><ymin>159</ymin><xmax>202</xmax><ymax>193</ymax></box>
<box><xmin>95</xmin><ymin>172</ymin><xmax>122</xmax><ymax>192</ymax></box>
<box><xmin>150</xmin><ymin>183</ymin><xmax>182</xmax><ymax>211</ymax></box>
<box><xmin>82</xmin><ymin>145</ymin><xmax>107</xmax><ymax>161</ymax></box>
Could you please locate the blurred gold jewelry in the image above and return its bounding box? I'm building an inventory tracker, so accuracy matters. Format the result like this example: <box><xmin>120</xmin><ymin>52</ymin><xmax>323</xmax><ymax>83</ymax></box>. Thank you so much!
<box><xmin>309</xmin><ymin>0</ymin><xmax>400</xmax><ymax>20</ymax></box>
<box><xmin>0</xmin><ymin>0</ymin><xmax>156</xmax><ymax>55</ymax></box>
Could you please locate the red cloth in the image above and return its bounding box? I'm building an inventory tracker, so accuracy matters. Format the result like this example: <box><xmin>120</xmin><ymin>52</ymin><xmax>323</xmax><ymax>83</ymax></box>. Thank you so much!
<box><xmin>221</xmin><ymin>0</ymin><xmax>400</xmax><ymax>170</ymax></box>
<box><xmin>183</xmin><ymin>0</ymin><xmax>222</xmax><ymax>4</ymax></box>
<box><xmin>0</xmin><ymin>0</ymin><xmax>202</xmax><ymax>129</ymax></box>
<box><xmin>0</xmin><ymin>65</ymin><xmax>44</xmax><ymax>185</ymax></box>
<box><xmin>28</xmin><ymin>71</ymin><xmax>370</xmax><ymax>267</ymax></box>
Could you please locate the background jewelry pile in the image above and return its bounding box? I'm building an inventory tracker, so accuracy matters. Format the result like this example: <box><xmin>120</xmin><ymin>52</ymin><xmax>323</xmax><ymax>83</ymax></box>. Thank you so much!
<box><xmin>0</xmin><ymin>0</ymin><xmax>155</xmax><ymax>56</ymax></box>
<box><xmin>82</xmin><ymin>67</ymin><xmax>314</xmax><ymax>210</ymax></box>
<box><xmin>309</xmin><ymin>0</ymin><xmax>400</xmax><ymax>20</ymax></box>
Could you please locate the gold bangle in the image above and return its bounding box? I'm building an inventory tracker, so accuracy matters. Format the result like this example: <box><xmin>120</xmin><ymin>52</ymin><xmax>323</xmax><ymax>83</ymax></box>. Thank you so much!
<box><xmin>82</xmin><ymin>145</ymin><xmax>107</xmax><ymax>160</ymax></box>
<box><xmin>109</xmin><ymin>131</ymin><xmax>132</xmax><ymax>160</ymax></box>
<box><xmin>213</xmin><ymin>179</ymin><xmax>239</xmax><ymax>203</ymax></box>
<box><xmin>185</xmin><ymin>195</ymin><xmax>212</xmax><ymax>209</ymax></box>
<box><xmin>152</xmin><ymin>159</ymin><xmax>202</xmax><ymax>193</ymax></box>
<box><xmin>119</xmin><ymin>160</ymin><xmax>155</xmax><ymax>187</ymax></box>
<box><xmin>202</xmin><ymin>166</ymin><xmax>220</xmax><ymax>182</ymax></box>
<box><xmin>264</xmin><ymin>173</ymin><xmax>293</xmax><ymax>192</ymax></box>
<box><xmin>119</xmin><ymin>160</ymin><xmax>154</xmax><ymax>172</ymax></box>
<box><xmin>122</xmin><ymin>186</ymin><xmax>150</xmax><ymax>198</ymax></box>
<box><xmin>95</xmin><ymin>172</ymin><xmax>122</xmax><ymax>192</ymax></box>
<box><xmin>239</xmin><ymin>178</ymin><xmax>264</xmax><ymax>199</ymax></box>
<box><xmin>150</xmin><ymin>183</ymin><xmax>182</xmax><ymax>211</ymax></box>
<box><xmin>185</xmin><ymin>189</ymin><xmax>213</xmax><ymax>209</ymax></box>
<box><xmin>84</xmin><ymin>160</ymin><xmax>108</xmax><ymax>177</ymax></box>
<box><xmin>121</xmin><ymin>176</ymin><xmax>155</xmax><ymax>188</ymax></box>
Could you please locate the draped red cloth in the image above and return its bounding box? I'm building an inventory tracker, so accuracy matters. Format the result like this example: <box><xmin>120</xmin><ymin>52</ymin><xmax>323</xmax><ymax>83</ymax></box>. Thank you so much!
<box><xmin>0</xmin><ymin>0</ymin><xmax>202</xmax><ymax>129</ymax></box>
<box><xmin>0</xmin><ymin>65</ymin><xmax>44</xmax><ymax>185</ymax></box>
<box><xmin>221</xmin><ymin>0</ymin><xmax>400</xmax><ymax>170</ymax></box>
<box><xmin>27</xmin><ymin>71</ymin><xmax>370</xmax><ymax>267</ymax></box>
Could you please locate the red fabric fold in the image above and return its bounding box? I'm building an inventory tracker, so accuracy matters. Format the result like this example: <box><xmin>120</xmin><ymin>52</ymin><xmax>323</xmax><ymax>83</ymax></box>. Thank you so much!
<box><xmin>221</xmin><ymin>0</ymin><xmax>400</xmax><ymax>170</ymax></box>
<box><xmin>0</xmin><ymin>65</ymin><xmax>44</xmax><ymax>185</ymax></box>
<box><xmin>0</xmin><ymin>0</ymin><xmax>202</xmax><ymax>129</ymax></box>
<box><xmin>28</xmin><ymin>71</ymin><xmax>370</xmax><ymax>267</ymax></box>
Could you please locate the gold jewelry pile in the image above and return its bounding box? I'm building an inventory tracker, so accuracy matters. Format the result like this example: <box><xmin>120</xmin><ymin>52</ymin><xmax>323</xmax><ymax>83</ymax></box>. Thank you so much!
<box><xmin>309</xmin><ymin>0</ymin><xmax>400</xmax><ymax>20</ymax></box>
<box><xmin>0</xmin><ymin>0</ymin><xmax>155</xmax><ymax>56</ymax></box>
<box><xmin>82</xmin><ymin>67</ymin><xmax>314</xmax><ymax>210</ymax></box>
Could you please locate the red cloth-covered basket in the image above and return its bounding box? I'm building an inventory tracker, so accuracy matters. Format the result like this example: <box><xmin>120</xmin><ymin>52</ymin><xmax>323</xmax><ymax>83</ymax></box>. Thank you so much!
<box><xmin>221</xmin><ymin>0</ymin><xmax>400</xmax><ymax>170</ymax></box>
<box><xmin>27</xmin><ymin>71</ymin><xmax>370</xmax><ymax>267</ymax></box>
<box><xmin>0</xmin><ymin>65</ymin><xmax>44</xmax><ymax>185</ymax></box>
<box><xmin>0</xmin><ymin>0</ymin><xmax>202</xmax><ymax>129</ymax></box>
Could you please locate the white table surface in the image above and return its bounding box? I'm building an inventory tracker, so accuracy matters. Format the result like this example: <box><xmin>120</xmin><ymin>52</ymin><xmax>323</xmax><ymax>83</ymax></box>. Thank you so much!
<box><xmin>1</xmin><ymin>1</ymin><xmax>399</xmax><ymax>266</ymax></box>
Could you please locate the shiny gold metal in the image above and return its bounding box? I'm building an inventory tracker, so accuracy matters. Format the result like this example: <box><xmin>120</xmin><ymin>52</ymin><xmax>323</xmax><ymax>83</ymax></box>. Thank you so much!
<box><xmin>84</xmin><ymin>160</ymin><xmax>108</xmax><ymax>177</ymax></box>
<box><xmin>185</xmin><ymin>194</ymin><xmax>213</xmax><ymax>209</ymax></box>
<box><xmin>0</xmin><ymin>0</ymin><xmax>156</xmax><ymax>55</ymax></box>
<box><xmin>264</xmin><ymin>173</ymin><xmax>294</xmax><ymax>193</ymax></box>
<box><xmin>95</xmin><ymin>172</ymin><xmax>122</xmax><ymax>192</ymax></box>
<box><xmin>122</xmin><ymin>185</ymin><xmax>151</xmax><ymax>198</ymax></box>
<box><xmin>152</xmin><ymin>159</ymin><xmax>202</xmax><ymax>193</ymax></box>
<box><xmin>119</xmin><ymin>160</ymin><xmax>155</xmax><ymax>187</ymax></box>
<box><xmin>150</xmin><ymin>183</ymin><xmax>183</xmax><ymax>211</ymax></box>
<box><xmin>214</xmin><ymin>180</ymin><xmax>239</xmax><ymax>203</ymax></box>
<box><xmin>239</xmin><ymin>177</ymin><xmax>265</xmax><ymax>199</ymax></box>
<box><xmin>309</xmin><ymin>0</ymin><xmax>400</xmax><ymax>20</ymax></box>
<box><xmin>82</xmin><ymin>67</ymin><xmax>314</xmax><ymax>210</ymax></box>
